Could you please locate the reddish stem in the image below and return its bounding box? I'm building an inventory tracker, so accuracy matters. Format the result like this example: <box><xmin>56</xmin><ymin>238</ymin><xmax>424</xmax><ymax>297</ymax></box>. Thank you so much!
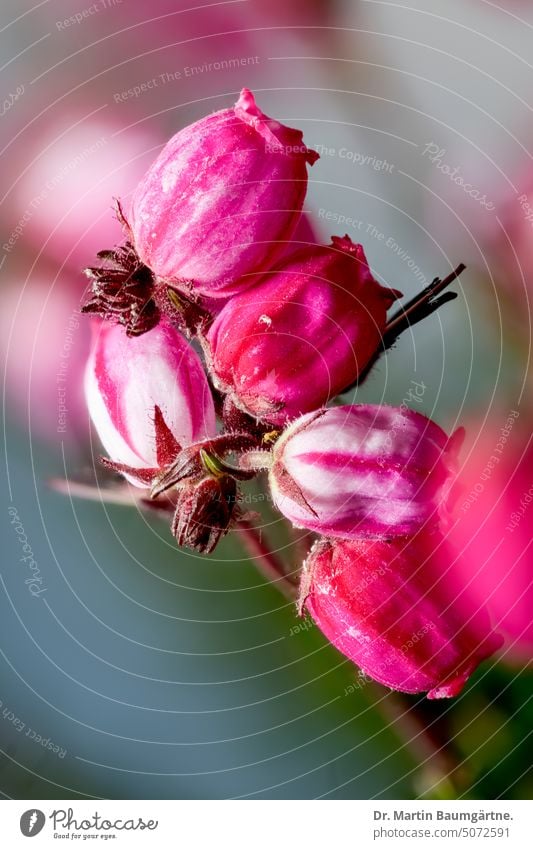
<box><xmin>236</xmin><ymin>519</ymin><xmax>298</xmax><ymax>601</ymax></box>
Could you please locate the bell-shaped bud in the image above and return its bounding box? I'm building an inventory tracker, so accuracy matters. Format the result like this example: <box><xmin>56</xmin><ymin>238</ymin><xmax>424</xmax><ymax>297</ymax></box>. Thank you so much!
<box><xmin>85</xmin><ymin>319</ymin><xmax>216</xmax><ymax>486</ymax></box>
<box><xmin>207</xmin><ymin>237</ymin><xmax>400</xmax><ymax>425</ymax></box>
<box><xmin>267</xmin><ymin>404</ymin><xmax>463</xmax><ymax>538</ymax></box>
<box><xmin>302</xmin><ymin>531</ymin><xmax>503</xmax><ymax>698</ymax></box>
<box><xmin>128</xmin><ymin>88</ymin><xmax>318</xmax><ymax>298</ymax></box>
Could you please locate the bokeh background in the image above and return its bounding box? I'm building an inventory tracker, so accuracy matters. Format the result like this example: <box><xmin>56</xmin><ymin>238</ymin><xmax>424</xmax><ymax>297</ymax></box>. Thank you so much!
<box><xmin>0</xmin><ymin>0</ymin><xmax>531</xmax><ymax>800</ymax></box>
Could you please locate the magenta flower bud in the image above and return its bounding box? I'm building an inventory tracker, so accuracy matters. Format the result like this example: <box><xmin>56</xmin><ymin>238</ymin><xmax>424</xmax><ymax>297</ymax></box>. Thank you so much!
<box><xmin>85</xmin><ymin>319</ymin><xmax>216</xmax><ymax>486</ymax></box>
<box><xmin>207</xmin><ymin>237</ymin><xmax>401</xmax><ymax>424</ymax></box>
<box><xmin>267</xmin><ymin>405</ymin><xmax>463</xmax><ymax>538</ymax></box>
<box><xmin>128</xmin><ymin>88</ymin><xmax>318</xmax><ymax>297</ymax></box>
<box><xmin>302</xmin><ymin>532</ymin><xmax>503</xmax><ymax>698</ymax></box>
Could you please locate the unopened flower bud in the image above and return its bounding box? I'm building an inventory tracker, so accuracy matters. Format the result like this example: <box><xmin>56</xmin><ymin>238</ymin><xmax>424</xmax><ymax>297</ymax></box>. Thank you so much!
<box><xmin>129</xmin><ymin>88</ymin><xmax>318</xmax><ymax>298</ymax></box>
<box><xmin>267</xmin><ymin>404</ymin><xmax>463</xmax><ymax>538</ymax></box>
<box><xmin>302</xmin><ymin>532</ymin><xmax>503</xmax><ymax>698</ymax></box>
<box><xmin>173</xmin><ymin>476</ymin><xmax>237</xmax><ymax>554</ymax></box>
<box><xmin>85</xmin><ymin>319</ymin><xmax>216</xmax><ymax>485</ymax></box>
<box><xmin>207</xmin><ymin>237</ymin><xmax>400</xmax><ymax>424</ymax></box>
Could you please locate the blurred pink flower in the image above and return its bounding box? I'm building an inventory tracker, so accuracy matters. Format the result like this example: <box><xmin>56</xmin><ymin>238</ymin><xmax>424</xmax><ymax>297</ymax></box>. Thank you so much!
<box><xmin>0</xmin><ymin>272</ymin><xmax>90</xmax><ymax>441</ymax></box>
<box><xmin>449</xmin><ymin>420</ymin><xmax>532</xmax><ymax>659</ymax></box>
<box><xmin>302</xmin><ymin>530</ymin><xmax>503</xmax><ymax>698</ymax></box>
<box><xmin>254</xmin><ymin>0</ymin><xmax>333</xmax><ymax>26</ymax></box>
<box><xmin>494</xmin><ymin>180</ymin><xmax>533</xmax><ymax>296</ymax></box>
<box><xmin>12</xmin><ymin>116</ymin><xmax>161</xmax><ymax>270</ymax></box>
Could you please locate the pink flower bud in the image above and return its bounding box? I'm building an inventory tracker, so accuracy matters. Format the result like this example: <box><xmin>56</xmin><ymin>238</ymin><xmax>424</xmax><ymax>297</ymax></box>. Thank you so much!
<box><xmin>128</xmin><ymin>88</ymin><xmax>318</xmax><ymax>297</ymax></box>
<box><xmin>85</xmin><ymin>319</ymin><xmax>216</xmax><ymax>485</ymax></box>
<box><xmin>302</xmin><ymin>532</ymin><xmax>503</xmax><ymax>698</ymax></box>
<box><xmin>268</xmin><ymin>405</ymin><xmax>463</xmax><ymax>538</ymax></box>
<box><xmin>207</xmin><ymin>238</ymin><xmax>400</xmax><ymax>424</ymax></box>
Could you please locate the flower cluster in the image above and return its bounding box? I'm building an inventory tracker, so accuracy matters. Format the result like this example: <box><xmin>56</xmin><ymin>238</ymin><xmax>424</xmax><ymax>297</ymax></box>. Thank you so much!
<box><xmin>81</xmin><ymin>89</ymin><xmax>501</xmax><ymax>698</ymax></box>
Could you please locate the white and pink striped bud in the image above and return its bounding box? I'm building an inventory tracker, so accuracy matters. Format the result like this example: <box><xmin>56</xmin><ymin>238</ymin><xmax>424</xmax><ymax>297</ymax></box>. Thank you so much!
<box><xmin>265</xmin><ymin>404</ymin><xmax>463</xmax><ymax>539</ymax></box>
<box><xmin>85</xmin><ymin>319</ymin><xmax>216</xmax><ymax>486</ymax></box>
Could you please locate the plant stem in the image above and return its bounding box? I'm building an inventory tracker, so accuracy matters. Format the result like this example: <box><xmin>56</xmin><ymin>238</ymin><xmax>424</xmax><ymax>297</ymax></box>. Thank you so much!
<box><xmin>343</xmin><ymin>263</ymin><xmax>467</xmax><ymax>392</ymax></box>
<box><xmin>238</xmin><ymin>517</ymin><xmax>467</xmax><ymax>796</ymax></box>
<box><xmin>236</xmin><ymin>519</ymin><xmax>298</xmax><ymax>601</ymax></box>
